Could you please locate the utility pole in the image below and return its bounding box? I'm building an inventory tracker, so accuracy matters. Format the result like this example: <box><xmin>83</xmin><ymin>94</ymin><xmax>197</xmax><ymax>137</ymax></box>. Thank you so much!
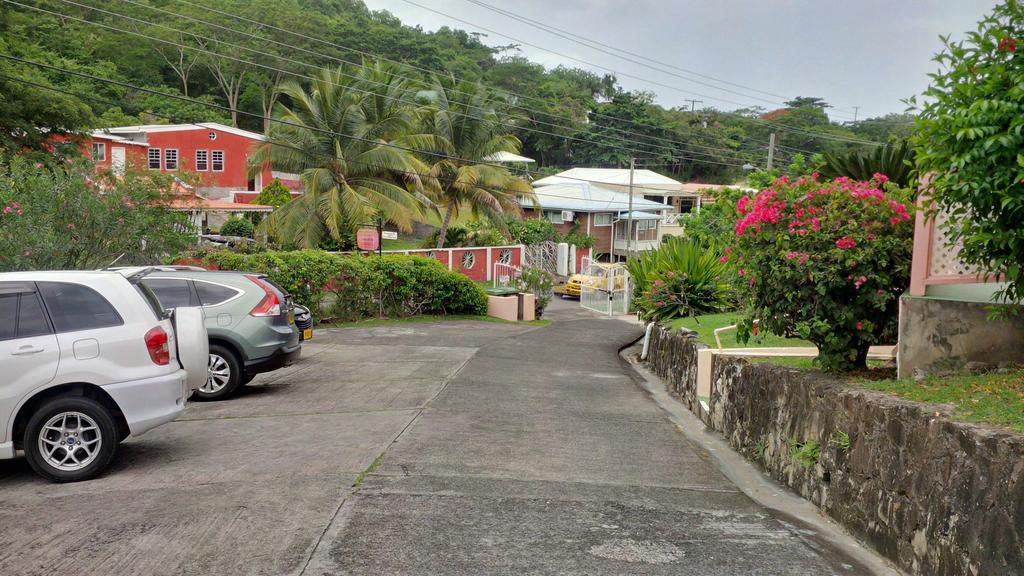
<box><xmin>852</xmin><ymin>106</ymin><xmax>860</xmax><ymax>123</ymax></box>
<box><xmin>626</xmin><ymin>158</ymin><xmax>635</xmax><ymax>259</ymax></box>
<box><xmin>766</xmin><ymin>132</ymin><xmax>776</xmax><ymax>171</ymax></box>
<box><xmin>684</xmin><ymin>99</ymin><xmax>703</xmax><ymax>112</ymax></box>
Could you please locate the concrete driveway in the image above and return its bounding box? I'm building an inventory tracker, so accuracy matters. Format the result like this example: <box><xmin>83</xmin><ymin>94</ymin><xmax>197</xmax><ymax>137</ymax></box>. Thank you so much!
<box><xmin>0</xmin><ymin>300</ymin><xmax>881</xmax><ymax>575</ymax></box>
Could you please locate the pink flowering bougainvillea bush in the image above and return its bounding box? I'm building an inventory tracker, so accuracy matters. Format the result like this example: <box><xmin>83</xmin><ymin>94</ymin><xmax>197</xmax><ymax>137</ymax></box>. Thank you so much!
<box><xmin>0</xmin><ymin>155</ymin><xmax>195</xmax><ymax>271</ymax></box>
<box><xmin>729</xmin><ymin>173</ymin><xmax>914</xmax><ymax>371</ymax></box>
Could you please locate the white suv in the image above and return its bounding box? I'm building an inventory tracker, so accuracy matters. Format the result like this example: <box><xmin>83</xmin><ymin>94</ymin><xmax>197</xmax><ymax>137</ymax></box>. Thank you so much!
<box><xmin>0</xmin><ymin>269</ymin><xmax>207</xmax><ymax>482</ymax></box>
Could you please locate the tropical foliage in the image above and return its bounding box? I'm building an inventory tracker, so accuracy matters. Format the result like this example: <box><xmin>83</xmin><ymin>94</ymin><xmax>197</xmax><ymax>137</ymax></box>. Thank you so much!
<box><xmin>627</xmin><ymin>238</ymin><xmax>733</xmax><ymax>322</ymax></box>
<box><xmin>913</xmin><ymin>0</ymin><xmax>1024</xmax><ymax>307</ymax></box>
<box><xmin>0</xmin><ymin>155</ymin><xmax>195</xmax><ymax>271</ymax></box>
<box><xmin>728</xmin><ymin>174</ymin><xmax>914</xmax><ymax>371</ymax></box>
<box><xmin>420</xmin><ymin>77</ymin><xmax>534</xmax><ymax>248</ymax></box>
<box><xmin>819</xmin><ymin>140</ymin><xmax>916</xmax><ymax>188</ymax></box>
<box><xmin>249</xmin><ymin>64</ymin><xmax>433</xmax><ymax>248</ymax></box>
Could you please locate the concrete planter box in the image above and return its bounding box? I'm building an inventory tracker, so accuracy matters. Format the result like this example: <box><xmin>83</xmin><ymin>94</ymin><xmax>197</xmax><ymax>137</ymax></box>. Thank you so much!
<box><xmin>486</xmin><ymin>293</ymin><xmax>535</xmax><ymax>322</ymax></box>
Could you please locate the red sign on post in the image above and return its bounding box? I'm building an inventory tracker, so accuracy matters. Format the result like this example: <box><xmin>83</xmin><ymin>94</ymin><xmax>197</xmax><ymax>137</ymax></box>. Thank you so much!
<box><xmin>356</xmin><ymin>228</ymin><xmax>380</xmax><ymax>251</ymax></box>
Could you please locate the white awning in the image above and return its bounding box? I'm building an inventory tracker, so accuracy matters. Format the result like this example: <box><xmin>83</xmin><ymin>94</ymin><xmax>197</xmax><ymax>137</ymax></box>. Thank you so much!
<box><xmin>483</xmin><ymin>151</ymin><xmax>535</xmax><ymax>163</ymax></box>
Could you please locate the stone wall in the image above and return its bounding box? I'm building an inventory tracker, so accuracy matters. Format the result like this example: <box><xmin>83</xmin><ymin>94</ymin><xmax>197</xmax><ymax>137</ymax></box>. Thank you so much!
<box><xmin>645</xmin><ymin>326</ymin><xmax>1024</xmax><ymax>576</ymax></box>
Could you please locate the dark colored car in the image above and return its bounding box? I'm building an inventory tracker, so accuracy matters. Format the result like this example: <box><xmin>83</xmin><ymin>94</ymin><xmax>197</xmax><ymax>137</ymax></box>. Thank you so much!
<box><xmin>140</xmin><ymin>268</ymin><xmax>301</xmax><ymax>400</ymax></box>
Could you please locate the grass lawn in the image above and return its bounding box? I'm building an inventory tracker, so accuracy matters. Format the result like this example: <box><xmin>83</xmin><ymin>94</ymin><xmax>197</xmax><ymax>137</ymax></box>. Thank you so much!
<box><xmin>668</xmin><ymin>312</ymin><xmax>814</xmax><ymax>349</ymax></box>
<box><xmin>666</xmin><ymin>312</ymin><xmax>898</xmax><ymax>371</ymax></box>
<box><xmin>382</xmin><ymin>237</ymin><xmax>425</xmax><ymax>251</ymax></box>
<box><xmin>667</xmin><ymin>313</ymin><xmax>818</xmax><ymax>369</ymax></box>
<box><xmin>857</xmin><ymin>371</ymin><xmax>1024</xmax><ymax>434</ymax></box>
<box><xmin>319</xmin><ymin>314</ymin><xmax>549</xmax><ymax>330</ymax></box>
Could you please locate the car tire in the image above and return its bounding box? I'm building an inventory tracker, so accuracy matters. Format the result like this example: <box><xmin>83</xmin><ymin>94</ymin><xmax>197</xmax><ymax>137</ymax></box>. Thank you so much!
<box><xmin>24</xmin><ymin>396</ymin><xmax>119</xmax><ymax>483</ymax></box>
<box><xmin>196</xmin><ymin>344</ymin><xmax>243</xmax><ymax>401</ymax></box>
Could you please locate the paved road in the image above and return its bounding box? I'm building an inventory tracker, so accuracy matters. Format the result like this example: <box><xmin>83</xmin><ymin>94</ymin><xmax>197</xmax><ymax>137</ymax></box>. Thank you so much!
<box><xmin>0</xmin><ymin>299</ymin><xmax>875</xmax><ymax>575</ymax></box>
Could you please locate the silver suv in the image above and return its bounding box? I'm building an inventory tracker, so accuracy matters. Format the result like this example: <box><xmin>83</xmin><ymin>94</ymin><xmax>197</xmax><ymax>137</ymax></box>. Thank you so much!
<box><xmin>141</xmin><ymin>269</ymin><xmax>301</xmax><ymax>401</ymax></box>
<box><xmin>0</xmin><ymin>269</ymin><xmax>207</xmax><ymax>482</ymax></box>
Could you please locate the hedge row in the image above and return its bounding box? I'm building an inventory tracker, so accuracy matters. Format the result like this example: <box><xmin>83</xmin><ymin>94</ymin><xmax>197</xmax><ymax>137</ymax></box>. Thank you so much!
<box><xmin>174</xmin><ymin>249</ymin><xmax>487</xmax><ymax>322</ymax></box>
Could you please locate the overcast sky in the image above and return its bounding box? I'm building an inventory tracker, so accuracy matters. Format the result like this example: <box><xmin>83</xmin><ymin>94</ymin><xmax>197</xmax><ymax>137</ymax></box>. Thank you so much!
<box><xmin>361</xmin><ymin>0</ymin><xmax>997</xmax><ymax>121</ymax></box>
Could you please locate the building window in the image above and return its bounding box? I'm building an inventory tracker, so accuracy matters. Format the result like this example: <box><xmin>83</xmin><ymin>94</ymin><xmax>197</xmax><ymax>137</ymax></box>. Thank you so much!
<box><xmin>195</xmin><ymin>150</ymin><xmax>209</xmax><ymax>171</ymax></box>
<box><xmin>677</xmin><ymin>196</ymin><xmax>697</xmax><ymax>214</ymax></box>
<box><xmin>91</xmin><ymin>142</ymin><xmax>106</xmax><ymax>162</ymax></box>
<box><xmin>593</xmin><ymin>213</ymin><xmax>612</xmax><ymax>226</ymax></box>
<box><xmin>212</xmin><ymin>150</ymin><xmax>224</xmax><ymax>172</ymax></box>
<box><xmin>544</xmin><ymin>210</ymin><xmax>563</xmax><ymax>224</ymax></box>
<box><xmin>164</xmin><ymin>149</ymin><xmax>179</xmax><ymax>170</ymax></box>
<box><xmin>148</xmin><ymin>148</ymin><xmax>162</xmax><ymax>170</ymax></box>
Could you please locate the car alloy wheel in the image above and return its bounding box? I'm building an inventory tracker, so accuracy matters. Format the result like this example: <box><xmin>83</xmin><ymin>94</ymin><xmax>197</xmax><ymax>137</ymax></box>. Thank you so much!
<box><xmin>204</xmin><ymin>353</ymin><xmax>231</xmax><ymax>394</ymax></box>
<box><xmin>37</xmin><ymin>411</ymin><xmax>102</xmax><ymax>472</ymax></box>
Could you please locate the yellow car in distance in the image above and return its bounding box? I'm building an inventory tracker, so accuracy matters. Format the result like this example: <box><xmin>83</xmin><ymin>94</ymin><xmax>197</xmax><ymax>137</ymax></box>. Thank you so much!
<box><xmin>563</xmin><ymin>262</ymin><xmax>628</xmax><ymax>298</ymax></box>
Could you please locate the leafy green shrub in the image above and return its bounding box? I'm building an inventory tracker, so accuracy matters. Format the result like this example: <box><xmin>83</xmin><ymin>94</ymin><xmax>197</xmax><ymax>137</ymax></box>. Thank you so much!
<box><xmin>175</xmin><ymin>249</ymin><xmax>486</xmax><ymax>322</ymax></box>
<box><xmin>325</xmin><ymin>255</ymin><xmax>487</xmax><ymax>321</ymax></box>
<box><xmin>626</xmin><ymin>238</ymin><xmax>733</xmax><ymax>322</ymax></box>
<box><xmin>253</xmin><ymin>178</ymin><xmax>294</xmax><ymax>208</ymax></box>
<box><xmin>517</xmin><ymin>266</ymin><xmax>554</xmax><ymax>318</ymax></box>
<box><xmin>730</xmin><ymin>174</ymin><xmax>913</xmax><ymax>371</ymax></box>
<box><xmin>913</xmin><ymin>1</ymin><xmax>1024</xmax><ymax>308</ymax></box>
<box><xmin>219</xmin><ymin>217</ymin><xmax>254</xmax><ymax>238</ymax></box>
<box><xmin>505</xmin><ymin>217</ymin><xmax>558</xmax><ymax>245</ymax></box>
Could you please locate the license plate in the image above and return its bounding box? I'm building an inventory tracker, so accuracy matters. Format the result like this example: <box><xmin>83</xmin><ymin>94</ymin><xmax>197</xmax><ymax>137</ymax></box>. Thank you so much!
<box><xmin>302</xmin><ymin>328</ymin><xmax>313</xmax><ymax>341</ymax></box>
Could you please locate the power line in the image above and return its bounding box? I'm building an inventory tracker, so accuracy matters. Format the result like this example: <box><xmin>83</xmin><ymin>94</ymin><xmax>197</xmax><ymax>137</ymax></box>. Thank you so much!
<box><xmin>1</xmin><ymin>54</ymin><xmax>756</xmax><ymax>206</ymax></box>
<box><xmin>398</xmin><ymin>0</ymin><xmax>883</xmax><ymax>141</ymax></box>
<box><xmin>28</xmin><ymin>0</ymin><xmax>780</xmax><ymax>166</ymax></box>
<box><xmin>460</xmin><ymin>0</ymin><xmax>858</xmax><ymax>121</ymax></box>
<box><xmin>150</xmin><ymin>0</ymin><xmax>793</xmax><ymax>156</ymax></box>
<box><xmin>140</xmin><ymin>0</ymin><xmax>877</xmax><ymax>148</ymax></box>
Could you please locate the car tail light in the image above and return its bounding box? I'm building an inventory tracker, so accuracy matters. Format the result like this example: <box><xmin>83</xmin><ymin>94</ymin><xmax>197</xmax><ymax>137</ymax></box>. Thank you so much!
<box><xmin>246</xmin><ymin>274</ymin><xmax>281</xmax><ymax>317</ymax></box>
<box><xmin>144</xmin><ymin>326</ymin><xmax>170</xmax><ymax>365</ymax></box>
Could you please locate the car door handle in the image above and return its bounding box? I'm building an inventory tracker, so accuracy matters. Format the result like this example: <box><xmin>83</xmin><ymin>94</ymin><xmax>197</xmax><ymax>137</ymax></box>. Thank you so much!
<box><xmin>11</xmin><ymin>345</ymin><xmax>45</xmax><ymax>356</ymax></box>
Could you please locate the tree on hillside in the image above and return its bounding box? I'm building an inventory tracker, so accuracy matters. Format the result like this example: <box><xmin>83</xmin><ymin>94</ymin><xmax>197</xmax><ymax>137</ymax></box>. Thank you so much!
<box><xmin>419</xmin><ymin>76</ymin><xmax>534</xmax><ymax>249</ymax></box>
<box><xmin>785</xmin><ymin>96</ymin><xmax>830</xmax><ymax>109</ymax></box>
<box><xmin>249</xmin><ymin>63</ymin><xmax>432</xmax><ymax>248</ymax></box>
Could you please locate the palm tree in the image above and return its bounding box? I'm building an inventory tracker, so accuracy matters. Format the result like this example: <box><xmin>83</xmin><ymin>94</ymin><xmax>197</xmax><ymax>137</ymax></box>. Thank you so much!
<box><xmin>249</xmin><ymin>62</ymin><xmax>433</xmax><ymax>248</ymax></box>
<box><xmin>420</xmin><ymin>76</ymin><xmax>535</xmax><ymax>249</ymax></box>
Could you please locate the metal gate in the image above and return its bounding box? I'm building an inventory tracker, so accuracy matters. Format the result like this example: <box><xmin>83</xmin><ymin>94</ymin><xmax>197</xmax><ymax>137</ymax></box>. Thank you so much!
<box><xmin>524</xmin><ymin>241</ymin><xmax>557</xmax><ymax>275</ymax></box>
<box><xmin>580</xmin><ymin>262</ymin><xmax>631</xmax><ymax>316</ymax></box>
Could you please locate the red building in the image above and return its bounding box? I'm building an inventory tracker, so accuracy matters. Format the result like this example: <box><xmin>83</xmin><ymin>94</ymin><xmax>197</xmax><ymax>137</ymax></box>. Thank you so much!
<box><xmin>86</xmin><ymin>123</ymin><xmax>274</xmax><ymax>200</ymax></box>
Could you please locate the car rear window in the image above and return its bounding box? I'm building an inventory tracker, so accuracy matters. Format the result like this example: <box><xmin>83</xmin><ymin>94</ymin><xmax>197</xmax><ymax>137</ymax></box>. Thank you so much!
<box><xmin>38</xmin><ymin>281</ymin><xmax>123</xmax><ymax>333</ymax></box>
<box><xmin>145</xmin><ymin>278</ymin><xmax>195</xmax><ymax>308</ymax></box>
<box><xmin>0</xmin><ymin>293</ymin><xmax>16</xmax><ymax>340</ymax></box>
<box><xmin>195</xmin><ymin>280</ymin><xmax>240</xmax><ymax>306</ymax></box>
